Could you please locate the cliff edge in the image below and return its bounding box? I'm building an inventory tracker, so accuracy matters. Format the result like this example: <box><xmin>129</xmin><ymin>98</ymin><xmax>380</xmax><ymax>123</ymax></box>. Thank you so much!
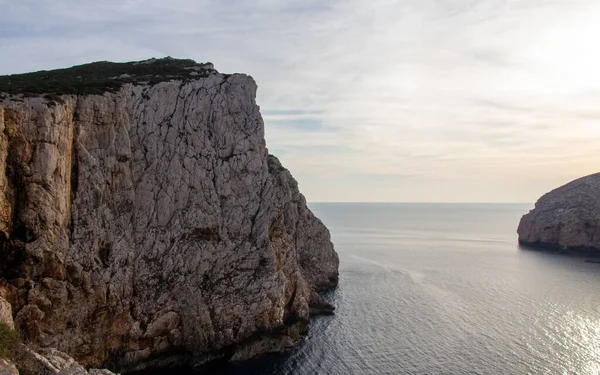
<box><xmin>0</xmin><ymin>58</ymin><xmax>339</xmax><ymax>372</ymax></box>
<box><xmin>518</xmin><ymin>173</ymin><xmax>600</xmax><ymax>252</ymax></box>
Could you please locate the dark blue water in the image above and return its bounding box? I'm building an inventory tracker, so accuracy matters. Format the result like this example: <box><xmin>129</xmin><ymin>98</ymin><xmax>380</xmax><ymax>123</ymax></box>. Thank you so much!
<box><xmin>154</xmin><ymin>203</ymin><xmax>600</xmax><ymax>374</ymax></box>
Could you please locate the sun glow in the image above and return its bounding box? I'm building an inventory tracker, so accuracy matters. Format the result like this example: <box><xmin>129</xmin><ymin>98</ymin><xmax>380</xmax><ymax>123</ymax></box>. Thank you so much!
<box><xmin>526</xmin><ymin>5</ymin><xmax>600</xmax><ymax>94</ymax></box>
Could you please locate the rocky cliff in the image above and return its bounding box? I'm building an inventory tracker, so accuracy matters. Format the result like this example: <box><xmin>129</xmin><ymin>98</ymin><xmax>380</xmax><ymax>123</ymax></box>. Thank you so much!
<box><xmin>518</xmin><ymin>173</ymin><xmax>600</xmax><ymax>252</ymax></box>
<box><xmin>0</xmin><ymin>58</ymin><xmax>339</xmax><ymax>372</ymax></box>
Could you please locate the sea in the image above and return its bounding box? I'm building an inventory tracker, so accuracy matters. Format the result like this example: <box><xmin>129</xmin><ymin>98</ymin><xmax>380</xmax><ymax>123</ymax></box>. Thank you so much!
<box><xmin>149</xmin><ymin>203</ymin><xmax>600</xmax><ymax>375</ymax></box>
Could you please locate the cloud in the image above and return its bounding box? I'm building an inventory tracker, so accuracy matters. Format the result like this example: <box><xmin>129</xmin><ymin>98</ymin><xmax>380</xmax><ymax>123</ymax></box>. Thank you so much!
<box><xmin>1</xmin><ymin>0</ymin><xmax>600</xmax><ymax>202</ymax></box>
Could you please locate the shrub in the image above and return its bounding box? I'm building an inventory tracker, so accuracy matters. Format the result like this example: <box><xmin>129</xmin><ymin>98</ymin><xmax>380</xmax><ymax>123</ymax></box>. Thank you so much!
<box><xmin>0</xmin><ymin>323</ymin><xmax>18</xmax><ymax>359</ymax></box>
<box><xmin>0</xmin><ymin>57</ymin><xmax>213</xmax><ymax>96</ymax></box>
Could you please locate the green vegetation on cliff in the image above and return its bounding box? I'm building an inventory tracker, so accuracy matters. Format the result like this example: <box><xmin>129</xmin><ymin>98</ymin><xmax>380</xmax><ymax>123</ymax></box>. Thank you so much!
<box><xmin>0</xmin><ymin>57</ymin><xmax>214</xmax><ymax>96</ymax></box>
<box><xmin>0</xmin><ymin>323</ymin><xmax>18</xmax><ymax>359</ymax></box>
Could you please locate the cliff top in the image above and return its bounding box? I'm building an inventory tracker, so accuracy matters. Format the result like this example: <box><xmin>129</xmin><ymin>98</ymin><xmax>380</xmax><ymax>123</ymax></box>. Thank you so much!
<box><xmin>0</xmin><ymin>57</ymin><xmax>217</xmax><ymax>96</ymax></box>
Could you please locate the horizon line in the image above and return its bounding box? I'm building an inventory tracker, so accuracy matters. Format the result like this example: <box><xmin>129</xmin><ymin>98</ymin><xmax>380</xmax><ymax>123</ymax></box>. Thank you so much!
<box><xmin>307</xmin><ymin>201</ymin><xmax>533</xmax><ymax>204</ymax></box>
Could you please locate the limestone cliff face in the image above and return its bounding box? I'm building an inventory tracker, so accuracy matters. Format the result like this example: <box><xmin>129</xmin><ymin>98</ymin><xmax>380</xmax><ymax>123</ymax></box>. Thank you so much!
<box><xmin>518</xmin><ymin>173</ymin><xmax>600</xmax><ymax>252</ymax></box>
<box><xmin>0</xmin><ymin>65</ymin><xmax>339</xmax><ymax>372</ymax></box>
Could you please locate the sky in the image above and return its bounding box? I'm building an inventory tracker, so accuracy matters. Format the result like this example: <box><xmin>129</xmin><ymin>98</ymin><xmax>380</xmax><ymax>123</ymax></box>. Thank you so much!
<box><xmin>1</xmin><ymin>0</ymin><xmax>600</xmax><ymax>202</ymax></box>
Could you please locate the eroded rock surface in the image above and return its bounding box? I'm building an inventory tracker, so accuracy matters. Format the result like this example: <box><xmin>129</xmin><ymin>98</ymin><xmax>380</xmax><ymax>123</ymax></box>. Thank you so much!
<box><xmin>14</xmin><ymin>348</ymin><xmax>118</xmax><ymax>375</ymax></box>
<box><xmin>0</xmin><ymin>297</ymin><xmax>13</xmax><ymax>330</ymax></box>
<box><xmin>0</xmin><ymin>62</ymin><xmax>339</xmax><ymax>372</ymax></box>
<box><xmin>518</xmin><ymin>173</ymin><xmax>600</xmax><ymax>251</ymax></box>
<box><xmin>0</xmin><ymin>360</ymin><xmax>18</xmax><ymax>375</ymax></box>
<box><xmin>0</xmin><ymin>297</ymin><xmax>114</xmax><ymax>375</ymax></box>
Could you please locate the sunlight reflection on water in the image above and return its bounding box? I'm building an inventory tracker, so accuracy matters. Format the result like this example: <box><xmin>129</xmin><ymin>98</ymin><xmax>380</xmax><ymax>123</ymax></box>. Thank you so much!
<box><xmin>142</xmin><ymin>204</ymin><xmax>600</xmax><ymax>375</ymax></box>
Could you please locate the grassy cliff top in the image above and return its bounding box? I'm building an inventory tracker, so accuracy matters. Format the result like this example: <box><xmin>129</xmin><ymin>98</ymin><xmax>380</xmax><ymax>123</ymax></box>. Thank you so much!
<box><xmin>0</xmin><ymin>57</ymin><xmax>216</xmax><ymax>96</ymax></box>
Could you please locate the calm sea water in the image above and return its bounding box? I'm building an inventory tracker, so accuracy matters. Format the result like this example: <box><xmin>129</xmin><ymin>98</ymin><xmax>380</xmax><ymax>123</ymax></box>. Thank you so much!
<box><xmin>149</xmin><ymin>203</ymin><xmax>600</xmax><ymax>375</ymax></box>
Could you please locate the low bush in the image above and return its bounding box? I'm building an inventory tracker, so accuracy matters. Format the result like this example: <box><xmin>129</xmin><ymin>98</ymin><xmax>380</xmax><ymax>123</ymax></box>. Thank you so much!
<box><xmin>0</xmin><ymin>323</ymin><xmax>18</xmax><ymax>359</ymax></box>
<box><xmin>0</xmin><ymin>57</ymin><xmax>213</xmax><ymax>96</ymax></box>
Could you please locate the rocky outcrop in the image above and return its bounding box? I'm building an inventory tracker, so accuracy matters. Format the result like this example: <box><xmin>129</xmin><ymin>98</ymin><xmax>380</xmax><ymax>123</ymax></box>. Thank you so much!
<box><xmin>0</xmin><ymin>298</ymin><xmax>13</xmax><ymax>330</ymax></box>
<box><xmin>518</xmin><ymin>173</ymin><xmax>600</xmax><ymax>252</ymax></box>
<box><xmin>0</xmin><ymin>59</ymin><xmax>339</xmax><ymax>372</ymax></box>
<box><xmin>14</xmin><ymin>347</ymin><xmax>119</xmax><ymax>375</ymax></box>
<box><xmin>0</xmin><ymin>297</ymin><xmax>116</xmax><ymax>375</ymax></box>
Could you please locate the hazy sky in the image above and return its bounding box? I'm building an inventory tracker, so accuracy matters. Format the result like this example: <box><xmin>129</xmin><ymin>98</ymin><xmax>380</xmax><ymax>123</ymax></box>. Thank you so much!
<box><xmin>1</xmin><ymin>0</ymin><xmax>599</xmax><ymax>202</ymax></box>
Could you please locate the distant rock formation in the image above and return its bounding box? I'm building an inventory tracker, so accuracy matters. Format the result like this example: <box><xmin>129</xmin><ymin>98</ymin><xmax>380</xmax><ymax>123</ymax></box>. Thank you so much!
<box><xmin>518</xmin><ymin>173</ymin><xmax>600</xmax><ymax>252</ymax></box>
<box><xmin>0</xmin><ymin>58</ymin><xmax>339</xmax><ymax>372</ymax></box>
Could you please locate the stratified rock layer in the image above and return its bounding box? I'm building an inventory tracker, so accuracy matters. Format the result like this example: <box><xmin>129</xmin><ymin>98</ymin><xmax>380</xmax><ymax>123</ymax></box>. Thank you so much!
<box><xmin>518</xmin><ymin>173</ymin><xmax>600</xmax><ymax>252</ymax></box>
<box><xmin>0</xmin><ymin>65</ymin><xmax>338</xmax><ymax>372</ymax></box>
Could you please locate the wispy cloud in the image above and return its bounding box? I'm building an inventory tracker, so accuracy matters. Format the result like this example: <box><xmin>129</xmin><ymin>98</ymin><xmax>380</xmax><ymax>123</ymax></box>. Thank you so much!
<box><xmin>1</xmin><ymin>0</ymin><xmax>599</xmax><ymax>202</ymax></box>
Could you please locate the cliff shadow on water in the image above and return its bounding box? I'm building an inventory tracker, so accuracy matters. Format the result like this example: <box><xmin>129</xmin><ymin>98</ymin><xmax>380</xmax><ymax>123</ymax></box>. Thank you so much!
<box><xmin>518</xmin><ymin>243</ymin><xmax>600</xmax><ymax>264</ymax></box>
